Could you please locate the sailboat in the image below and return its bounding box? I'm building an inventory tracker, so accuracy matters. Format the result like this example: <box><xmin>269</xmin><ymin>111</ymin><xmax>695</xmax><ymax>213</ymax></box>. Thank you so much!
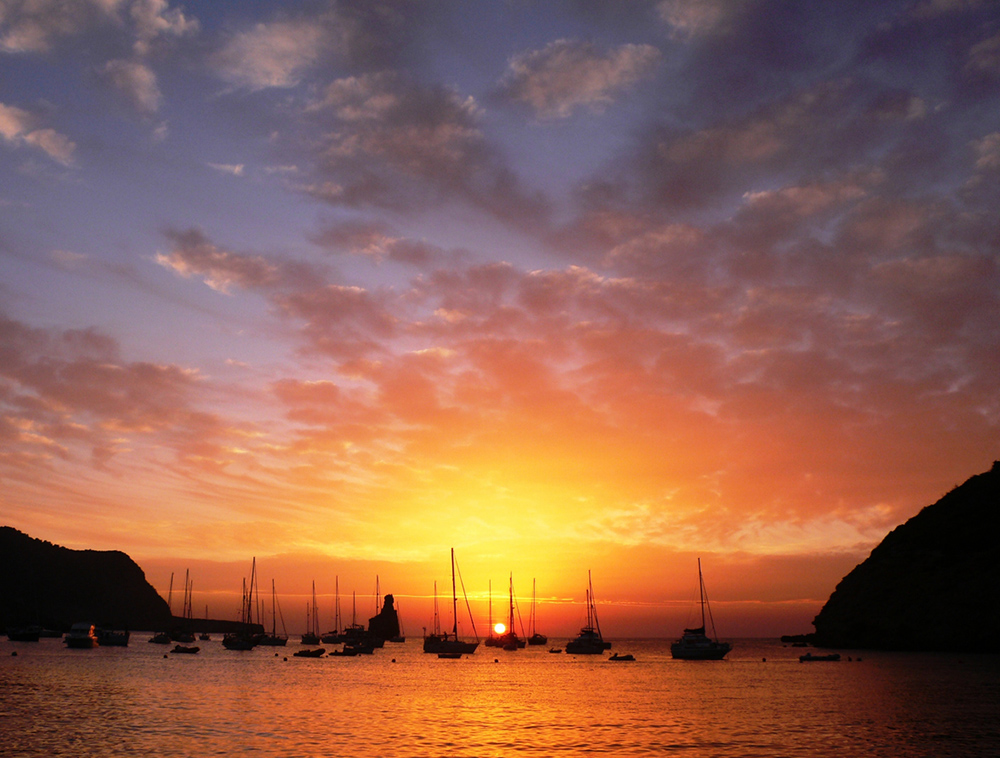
<box><xmin>258</xmin><ymin>579</ymin><xmax>289</xmax><ymax>646</ymax></box>
<box><xmin>565</xmin><ymin>571</ymin><xmax>611</xmax><ymax>654</ymax></box>
<box><xmin>423</xmin><ymin>548</ymin><xmax>479</xmax><ymax>655</ymax></box>
<box><xmin>223</xmin><ymin>558</ymin><xmax>259</xmax><ymax>650</ymax></box>
<box><xmin>199</xmin><ymin>605</ymin><xmax>211</xmax><ymax>641</ymax></box>
<box><xmin>172</xmin><ymin>570</ymin><xmax>195</xmax><ymax>642</ymax></box>
<box><xmin>342</xmin><ymin>591</ymin><xmax>367</xmax><ymax>643</ymax></box>
<box><xmin>670</xmin><ymin>558</ymin><xmax>732</xmax><ymax>660</ymax></box>
<box><xmin>321</xmin><ymin>576</ymin><xmax>345</xmax><ymax>643</ymax></box>
<box><xmin>527</xmin><ymin>577</ymin><xmax>547</xmax><ymax>645</ymax></box>
<box><xmin>498</xmin><ymin>573</ymin><xmax>525</xmax><ymax>650</ymax></box>
<box><xmin>301</xmin><ymin>580</ymin><xmax>320</xmax><ymax>645</ymax></box>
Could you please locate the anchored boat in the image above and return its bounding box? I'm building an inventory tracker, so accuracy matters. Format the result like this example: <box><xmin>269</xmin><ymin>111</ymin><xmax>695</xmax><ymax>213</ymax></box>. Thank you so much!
<box><xmin>565</xmin><ymin>571</ymin><xmax>611</xmax><ymax>654</ymax></box>
<box><xmin>423</xmin><ymin>548</ymin><xmax>479</xmax><ymax>655</ymax></box>
<box><xmin>670</xmin><ymin>559</ymin><xmax>732</xmax><ymax>660</ymax></box>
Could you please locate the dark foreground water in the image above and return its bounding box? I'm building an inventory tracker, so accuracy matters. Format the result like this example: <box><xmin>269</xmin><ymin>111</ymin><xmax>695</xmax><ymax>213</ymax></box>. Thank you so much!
<box><xmin>1</xmin><ymin>637</ymin><xmax>998</xmax><ymax>756</ymax></box>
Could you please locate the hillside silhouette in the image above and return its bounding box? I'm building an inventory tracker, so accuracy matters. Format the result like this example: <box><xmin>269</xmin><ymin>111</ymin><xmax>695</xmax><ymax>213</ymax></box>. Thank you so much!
<box><xmin>1</xmin><ymin>527</ymin><xmax>172</xmax><ymax>632</ymax></box>
<box><xmin>812</xmin><ymin>461</ymin><xmax>1000</xmax><ymax>651</ymax></box>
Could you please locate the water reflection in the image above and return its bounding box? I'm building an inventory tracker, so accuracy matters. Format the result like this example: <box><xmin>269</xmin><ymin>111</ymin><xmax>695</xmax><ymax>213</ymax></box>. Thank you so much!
<box><xmin>1</xmin><ymin>638</ymin><xmax>998</xmax><ymax>756</ymax></box>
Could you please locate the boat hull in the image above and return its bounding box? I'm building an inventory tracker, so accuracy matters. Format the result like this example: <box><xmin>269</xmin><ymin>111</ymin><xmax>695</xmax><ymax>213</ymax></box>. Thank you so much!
<box><xmin>799</xmin><ymin>653</ymin><xmax>840</xmax><ymax>662</ymax></box>
<box><xmin>565</xmin><ymin>628</ymin><xmax>611</xmax><ymax>654</ymax></box>
<box><xmin>565</xmin><ymin>641</ymin><xmax>610</xmax><ymax>654</ymax></box>
<box><xmin>423</xmin><ymin>636</ymin><xmax>478</xmax><ymax>655</ymax></box>
<box><xmin>670</xmin><ymin>637</ymin><xmax>732</xmax><ymax>660</ymax></box>
<box><xmin>64</xmin><ymin>623</ymin><xmax>98</xmax><ymax>649</ymax></box>
<box><xmin>97</xmin><ymin>630</ymin><xmax>130</xmax><ymax>647</ymax></box>
<box><xmin>257</xmin><ymin>635</ymin><xmax>288</xmax><ymax>647</ymax></box>
<box><xmin>293</xmin><ymin>648</ymin><xmax>326</xmax><ymax>658</ymax></box>
<box><xmin>222</xmin><ymin>634</ymin><xmax>256</xmax><ymax>650</ymax></box>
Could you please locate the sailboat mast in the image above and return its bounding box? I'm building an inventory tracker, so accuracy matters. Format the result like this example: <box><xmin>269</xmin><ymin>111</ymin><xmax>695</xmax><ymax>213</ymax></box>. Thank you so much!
<box><xmin>433</xmin><ymin>580</ymin><xmax>440</xmax><ymax>635</ymax></box>
<box><xmin>271</xmin><ymin>579</ymin><xmax>277</xmax><ymax>637</ymax></box>
<box><xmin>530</xmin><ymin>578</ymin><xmax>536</xmax><ymax>636</ymax></box>
<box><xmin>488</xmin><ymin>579</ymin><xmax>492</xmax><ymax>632</ymax></box>
<box><xmin>167</xmin><ymin>572</ymin><xmax>174</xmax><ymax>615</ymax></box>
<box><xmin>698</xmin><ymin>557</ymin><xmax>706</xmax><ymax>629</ymax></box>
<box><xmin>311</xmin><ymin>580</ymin><xmax>318</xmax><ymax>635</ymax></box>
<box><xmin>508</xmin><ymin>573</ymin><xmax>515</xmax><ymax>631</ymax></box>
<box><xmin>589</xmin><ymin>570</ymin><xmax>603</xmax><ymax>638</ymax></box>
<box><xmin>335</xmin><ymin>576</ymin><xmax>341</xmax><ymax>633</ymax></box>
<box><xmin>451</xmin><ymin>547</ymin><xmax>459</xmax><ymax>638</ymax></box>
<box><xmin>249</xmin><ymin>557</ymin><xmax>257</xmax><ymax>626</ymax></box>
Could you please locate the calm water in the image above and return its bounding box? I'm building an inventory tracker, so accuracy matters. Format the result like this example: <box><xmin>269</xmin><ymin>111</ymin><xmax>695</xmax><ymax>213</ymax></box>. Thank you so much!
<box><xmin>2</xmin><ymin>637</ymin><xmax>998</xmax><ymax>757</ymax></box>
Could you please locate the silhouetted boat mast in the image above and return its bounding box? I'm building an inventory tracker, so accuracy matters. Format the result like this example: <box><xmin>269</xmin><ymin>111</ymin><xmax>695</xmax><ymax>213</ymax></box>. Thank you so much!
<box><xmin>670</xmin><ymin>558</ymin><xmax>731</xmax><ymax>660</ymax></box>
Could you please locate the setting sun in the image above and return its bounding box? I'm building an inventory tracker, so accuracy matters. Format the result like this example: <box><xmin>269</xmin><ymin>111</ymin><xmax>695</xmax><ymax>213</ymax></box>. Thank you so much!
<box><xmin>494</xmin><ymin>622</ymin><xmax>506</xmax><ymax>635</ymax></box>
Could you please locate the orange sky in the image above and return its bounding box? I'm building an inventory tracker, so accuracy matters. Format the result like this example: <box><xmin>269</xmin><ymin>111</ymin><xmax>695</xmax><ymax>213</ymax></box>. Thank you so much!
<box><xmin>2</xmin><ymin>2</ymin><xmax>999</xmax><ymax>637</ymax></box>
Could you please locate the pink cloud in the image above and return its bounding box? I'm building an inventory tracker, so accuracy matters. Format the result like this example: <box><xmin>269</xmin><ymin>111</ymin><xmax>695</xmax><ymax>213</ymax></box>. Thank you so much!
<box><xmin>497</xmin><ymin>39</ymin><xmax>661</xmax><ymax>119</ymax></box>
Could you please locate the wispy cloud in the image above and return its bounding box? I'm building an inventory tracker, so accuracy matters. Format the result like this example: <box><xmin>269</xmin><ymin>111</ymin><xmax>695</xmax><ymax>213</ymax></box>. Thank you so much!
<box><xmin>0</xmin><ymin>0</ymin><xmax>121</xmax><ymax>53</ymax></box>
<box><xmin>207</xmin><ymin>162</ymin><xmax>245</xmax><ymax>177</ymax></box>
<box><xmin>0</xmin><ymin>102</ymin><xmax>75</xmax><ymax>164</ymax></box>
<box><xmin>300</xmin><ymin>70</ymin><xmax>550</xmax><ymax>225</ymax></box>
<box><xmin>101</xmin><ymin>59</ymin><xmax>162</xmax><ymax>115</ymax></box>
<box><xmin>496</xmin><ymin>39</ymin><xmax>661</xmax><ymax>119</ymax></box>
<box><xmin>211</xmin><ymin>18</ymin><xmax>330</xmax><ymax>90</ymax></box>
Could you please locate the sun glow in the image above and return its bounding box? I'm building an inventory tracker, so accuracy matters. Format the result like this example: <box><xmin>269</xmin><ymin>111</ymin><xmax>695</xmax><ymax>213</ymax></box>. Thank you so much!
<box><xmin>494</xmin><ymin>622</ymin><xmax>506</xmax><ymax>635</ymax></box>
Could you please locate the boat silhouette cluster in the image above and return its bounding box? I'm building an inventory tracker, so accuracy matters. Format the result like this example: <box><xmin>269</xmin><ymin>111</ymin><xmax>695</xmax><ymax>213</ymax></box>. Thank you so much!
<box><xmin>18</xmin><ymin>551</ymin><xmax>733</xmax><ymax>662</ymax></box>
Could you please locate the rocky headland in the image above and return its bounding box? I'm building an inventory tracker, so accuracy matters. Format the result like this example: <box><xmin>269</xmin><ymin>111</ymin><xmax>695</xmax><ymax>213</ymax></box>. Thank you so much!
<box><xmin>812</xmin><ymin>461</ymin><xmax>1000</xmax><ymax>652</ymax></box>
<box><xmin>1</xmin><ymin>527</ymin><xmax>254</xmax><ymax>634</ymax></box>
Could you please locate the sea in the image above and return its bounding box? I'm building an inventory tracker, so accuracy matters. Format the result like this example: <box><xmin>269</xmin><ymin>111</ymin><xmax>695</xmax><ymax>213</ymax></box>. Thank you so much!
<box><xmin>2</xmin><ymin>636</ymin><xmax>998</xmax><ymax>757</ymax></box>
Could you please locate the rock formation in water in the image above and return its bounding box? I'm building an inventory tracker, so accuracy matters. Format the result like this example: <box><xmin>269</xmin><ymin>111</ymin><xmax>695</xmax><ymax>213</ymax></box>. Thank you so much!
<box><xmin>0</xmin><ymin>527</ymin><xmax>173</xmax><ymax>632</ymax></box>
<box><xmin>812</xmin><ymin>461</ymin><xmax>1000</xmax><ymax>652</ymax></box>
<box><xmin>368</xmin><ymin>593</ymin><xmax>401</xmax><ymax>641</ymax></box>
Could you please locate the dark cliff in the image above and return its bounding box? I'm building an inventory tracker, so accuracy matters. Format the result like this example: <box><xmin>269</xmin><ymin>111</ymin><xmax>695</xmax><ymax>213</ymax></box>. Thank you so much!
<box><xmin>0</xmin><ymin>527</ymin><xmax>173</xmax><ymax>632</ymax></box>
<box><xmin>368</xmin><ymin>593</ymin><xmax>401</xmax><ymax>641</ymax></box>
<box><xmin>812</xmin><ymin>461</ymin><xmax>1000</xmax><ymax>652</ymax></box>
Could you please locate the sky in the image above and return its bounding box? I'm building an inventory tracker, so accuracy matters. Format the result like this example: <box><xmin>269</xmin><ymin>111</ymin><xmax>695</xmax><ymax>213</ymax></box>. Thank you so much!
<box><xmin>1</xmin><ymin>0</ymin><xmax>998</xmax><ymax>638</ymax></box>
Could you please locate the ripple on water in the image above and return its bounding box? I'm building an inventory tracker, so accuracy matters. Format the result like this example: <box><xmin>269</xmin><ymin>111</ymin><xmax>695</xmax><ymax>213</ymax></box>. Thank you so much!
<box><xmin>2</xmin><ymin>639</ymin><xmax>1000</xmax><ymax>757</ymax></box>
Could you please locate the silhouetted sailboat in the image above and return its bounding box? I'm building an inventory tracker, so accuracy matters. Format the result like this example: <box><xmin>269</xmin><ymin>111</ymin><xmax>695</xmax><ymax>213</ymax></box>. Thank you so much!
<box><xmin>258</xmin><ymin>579</ymin><xmax>288</xmax><ymax>646</ymax></box>
<box><xmin>423</xmin><ymin>548</ymin><xmax>479</xmax><ymax>655</ymax></box>
<box><xmin>498</xmin><ymin>573</ymin><xmax>525</xmax><ymax>650</ymax></box>
<box><xmin>199</xmin><ymin>605</ymin><xmax>210</xmax><ymax>641</ymax></box>
<box><xmin>527</xmin><ymin>578</ymin><xmax>547</xmax><ymax>645</ymax></box>
<box><xmin>172</xmin><ymin>570</ymin><xmax>195</xmax><ymax>643</ymax></box>
<box><xmin>321</xmin><ymin>576</ymin><xmax>345</xmax><ymax>644</ymax></box>
<box><xmin>223</xmin><ymin>558</ymin><xmax>259</xmax><ymax>650</ymax></box>
<box><xmin>301</xmin><ymin>580</ymin><xmax>320</xmax><ymax>645</ymax></box>
<box><xmin>670</xmin><ymin>558</ymin><xmax>731</xmax><ymax>660</ymax></box>
<box><xmin>342</xmin><ymin>591</ymin><xmax>366</xmax><ymax>643</ymax></box>
<box><xmin>565</xmin><ymin>571</ymin><xmax>611</xmax><ymax>654</ymax></box>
